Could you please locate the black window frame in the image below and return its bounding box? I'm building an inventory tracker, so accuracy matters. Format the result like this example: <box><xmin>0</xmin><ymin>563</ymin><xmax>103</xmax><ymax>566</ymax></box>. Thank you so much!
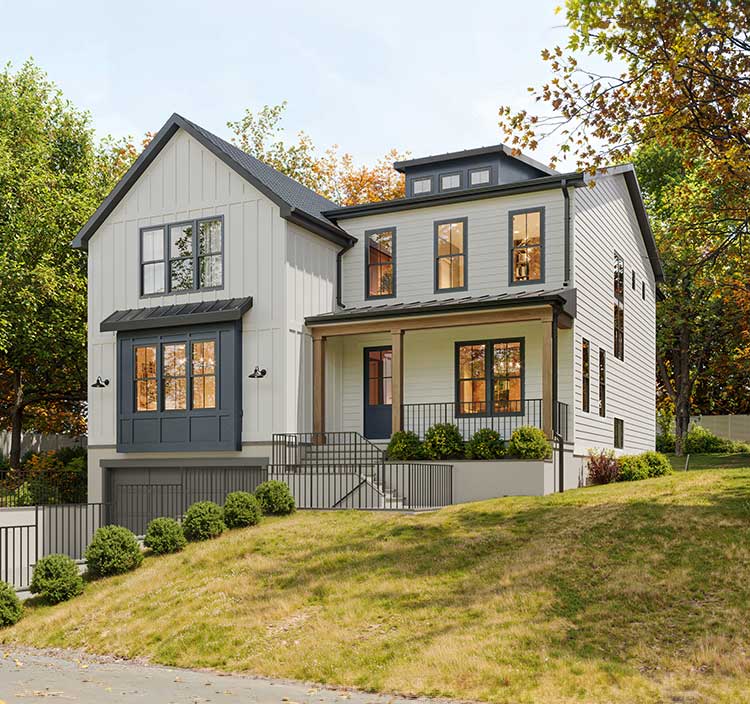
<box><xmin>364</xmin><ymin>227</ymin><xmax>397</xmax><ymax>300</ymax></box>
<box><xmin>434</xmin><ymin>217</ymin><xmax>468</xmax><ymax>293</ymax></box>
<box><xmin>599</xmin><ymin>348</ymin><xmax>606</xmax><ymax>417</ymax></box>
<box><xmin>454</xmin><ymin>337</ymin><xmax>525</xmax><ymax>418</ymax></box>
<box><xmin>614</xmin><ymin>417</ymin><xmax>624</xmax><ymax>449</ymax></box>
<box><xmin>468</xmin><ymin>166</ymin><xmax>493</xmax><ymax>188</ymax></box>
<box><xmin>632</xmin><ymin>269</ymin><xmax>636</xmax><ymax>290</ymax></box>
<box><xmin>614</xmin><ymin>252</ymin><xmax>625</xmax><ymax>360</ymax></box>
<box><xmin>411</xmin><ymin>176</ymin><xmax>433</xmax><ymax>196</ymax></box>
<box><xmin>509</xmin><ymin>207</ymin><xmax>545</xmax><ymax>286</ymax></box>
<box><xmin>140</xmin><ymin>215</ymin><xmax>224</xmax><ymax>298</ymax></box>
<box><xmin>439</xmin><ymin>171</ymin><xmax>462</xmax><ymax>192</ymax></box>
<box><xmin>642</xmin><ymin>281</ymin><xmax>646</xmax><ymax>300</ymax></box>
<box><xmin>582</xmin><ymin>338</ymin><xmax>590</xmax><ymax>413</ymax></box>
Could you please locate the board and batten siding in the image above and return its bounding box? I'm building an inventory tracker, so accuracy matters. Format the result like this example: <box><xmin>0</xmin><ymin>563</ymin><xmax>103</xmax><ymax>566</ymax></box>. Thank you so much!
<box><xmin>339</xmin><ymin>189</ymin><xmax>568</xmax><ymax>308</ymax></box>
<box><xmin>571</xmin><ymin>173</ymin><xmax>656</xmax><ymax>455</ymax></box>
<box><xmin>87</xmin><ymin>127</ymin><xmax>295</xmax><ymax>450</ymax></box>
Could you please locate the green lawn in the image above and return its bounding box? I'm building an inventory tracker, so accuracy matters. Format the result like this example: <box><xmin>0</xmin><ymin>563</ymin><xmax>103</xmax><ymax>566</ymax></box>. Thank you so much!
<box><xmin>668</xmin><ymin>452</ymin><xmax>750</xmax><ymax>471</ymax></box>
<box><xmin>5</xmin><ymin>469</ymin><xmax>750</xmax><ymax>704</ymax></box>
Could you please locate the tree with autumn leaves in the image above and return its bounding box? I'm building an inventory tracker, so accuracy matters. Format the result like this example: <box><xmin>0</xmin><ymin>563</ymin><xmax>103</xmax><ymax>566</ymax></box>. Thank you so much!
<box><xmin>499</xmin><ymin>0</ymin><xmax>750</xmax><ymax>453</ymax></box>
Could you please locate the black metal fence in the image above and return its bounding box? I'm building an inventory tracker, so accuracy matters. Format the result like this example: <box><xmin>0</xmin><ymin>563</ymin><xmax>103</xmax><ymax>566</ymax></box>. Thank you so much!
<box><xmin>272</xmin><ymin>432</ymin><xmax>385</xmax><ymax>468</ymax></box>
<box><xmin>0</xmin><ymin>475</ymin><xmax>65</xmax><ymax>508</ymax></box>
<box><xmin>0</xmin><ymin>522</ymin><xmax>35</xmax><ymax>591</ymax></box>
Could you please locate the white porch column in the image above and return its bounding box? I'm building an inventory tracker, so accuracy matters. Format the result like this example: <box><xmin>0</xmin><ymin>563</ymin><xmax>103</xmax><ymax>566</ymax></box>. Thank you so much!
<box><xmin>313</xmin><ymin>334</ymin><xmax>326</xmax><ymax>437</ymax></box>
<box><xmin>541</xmin><ymin>311</ymin><xmax>553</xmax><ymax>439</ymax></box>
<box><xmin>391</xmin><ymin>328</ymin><xmax>404</xmax><ymax>436</ymax></box>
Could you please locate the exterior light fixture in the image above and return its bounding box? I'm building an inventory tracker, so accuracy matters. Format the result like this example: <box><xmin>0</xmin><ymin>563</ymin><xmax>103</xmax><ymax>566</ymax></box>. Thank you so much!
<box><xmin>91</xmin><ymin>376</ymin><xmax>110</xmax><ymax>388</ymax></box>
<box><xmin>248</xmin><ymin>366</ymin><xmax>267</xmax><ymax>379</ymax></box>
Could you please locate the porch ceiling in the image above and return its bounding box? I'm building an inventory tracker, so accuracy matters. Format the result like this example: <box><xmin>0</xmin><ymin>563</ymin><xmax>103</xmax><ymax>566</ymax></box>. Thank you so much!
<box><xmin>305</xmin><ymin>288</ymin><xmax>575</xmax><ymax>334</ymax></box>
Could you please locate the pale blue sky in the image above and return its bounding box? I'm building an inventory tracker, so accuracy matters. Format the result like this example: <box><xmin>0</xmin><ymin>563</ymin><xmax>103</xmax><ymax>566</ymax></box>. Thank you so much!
<box><xmin>0</xmin><ymin>0</ymin><xmax>577</xmax><ymax>167</ymax></box>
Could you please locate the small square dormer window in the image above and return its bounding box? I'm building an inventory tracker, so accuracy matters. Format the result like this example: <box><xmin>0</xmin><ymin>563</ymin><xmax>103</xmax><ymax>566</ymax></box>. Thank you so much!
<box><xmin>412</xmin><ymin>177</ymin><xmax>432</xmax><ymax>196</ymax></box>
<box><xmin>469</xmin><ymin>168</ymin><xmax>491</xmax><ymax>186</ymax></box>
<box><xmin>440</xmin><ymin>173</ymin><xmax>461</xmax><ymax>191</ymax></box>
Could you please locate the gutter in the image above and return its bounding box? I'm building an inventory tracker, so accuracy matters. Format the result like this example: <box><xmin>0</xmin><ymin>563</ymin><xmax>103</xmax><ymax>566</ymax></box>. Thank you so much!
<box><xmin>336</xmin><ymin>242</ymin><xmax>354</xmax><ymax>308</ymax></box>
<box><xmin>561</xmin><ymin>178</ymin><xmax>571</xmax><ymax>285</ymax></box>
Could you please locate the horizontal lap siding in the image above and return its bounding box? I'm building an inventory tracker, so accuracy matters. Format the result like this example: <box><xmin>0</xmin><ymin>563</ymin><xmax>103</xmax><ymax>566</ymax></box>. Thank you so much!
<box><xmin>339</xmin><ymin>189</ymin><xmax>567</xmax><ymax>308</ymax></box>
<box><xmin>572</xmin><ymin>175</ymin><xmax>656</xmax><ymax>454</ymax></box>
<box><xmin>88</xmin><ymin>129</ymin><xmax>289</xmax><ymax>446</ymax></box>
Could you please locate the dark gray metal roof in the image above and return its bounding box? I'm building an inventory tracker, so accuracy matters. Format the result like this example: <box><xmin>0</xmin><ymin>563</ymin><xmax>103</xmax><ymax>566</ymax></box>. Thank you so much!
<box><xmin>100</xmin><ymin>296</ymin><xmax>253</xmax><ymax>332</ymax></box>
<box><xmin>393</xmin><ymin>144</ymin><xmax>557</xmax><ymax>176</ymax></box>
<box><xmin>305</xmin><ymin>288</ymin><xmax>576</xmax><ymax>326</ymax></box>
<box><xmin>73</xmin><ymin>114</ymin><xmax>354</xmax><ymax>251</ymax></box>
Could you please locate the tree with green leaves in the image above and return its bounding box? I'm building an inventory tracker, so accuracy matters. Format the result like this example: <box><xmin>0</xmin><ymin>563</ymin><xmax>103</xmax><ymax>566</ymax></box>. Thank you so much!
<box><xmin>0</xmin><ymin>61</ymin><xmax>136</xmax><ymax>467</ymax></box>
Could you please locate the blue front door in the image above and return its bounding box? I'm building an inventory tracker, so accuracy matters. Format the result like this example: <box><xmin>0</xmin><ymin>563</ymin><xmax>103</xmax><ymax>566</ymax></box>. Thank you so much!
<box><xmin>364</xmin><ymin>346</ymin><xmax>392</xmax><ymax>439</ymax></box>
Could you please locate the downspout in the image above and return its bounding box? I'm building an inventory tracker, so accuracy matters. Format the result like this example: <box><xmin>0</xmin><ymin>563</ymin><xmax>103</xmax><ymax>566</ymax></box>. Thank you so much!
<box><xmin>552</xmin><ymin>305</ymin><xmax>564</xmax><ymax>492</ymax></box>
<box><xmin>336</xmin><ymin>242</ymin><xmax>354</xmax><ymax>309</ymax></box>
<box><xmin>561</xmin><ymin>178</ymin><xmax>571</xmax><ymax>285</ymax></box>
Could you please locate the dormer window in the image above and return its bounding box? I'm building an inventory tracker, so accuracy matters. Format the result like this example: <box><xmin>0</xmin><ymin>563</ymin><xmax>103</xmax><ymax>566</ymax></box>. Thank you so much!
<box><xmin>440</xmin><ymin>173</ymin><xmax>461</xmax><ymax>191</ymax></box>
<box><xmin>469</xmin><ymin>167</ymin><xmax>491</xmax><ymax>186</ymax></box>
<box><xmin>412</xmin><ymin>177</ymin><xmax>432</xmax><ymax>196</ymax></box>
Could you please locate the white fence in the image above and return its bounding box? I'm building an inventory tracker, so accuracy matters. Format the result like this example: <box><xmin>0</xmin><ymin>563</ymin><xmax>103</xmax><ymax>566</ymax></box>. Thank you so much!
<box><xmin>691</xmin><ymin>415</ymin><xmax>750</xmax><ymax>443</ymax></box>
<box><xmin>0</xmin><ymin>432</ymin><xmax>86</xmax><ymax>459</ymax></box>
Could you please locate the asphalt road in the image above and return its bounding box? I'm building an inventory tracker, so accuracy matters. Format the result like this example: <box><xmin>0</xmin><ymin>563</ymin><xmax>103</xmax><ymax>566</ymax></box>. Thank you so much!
<box><xmin>0</xmin><ymin>647</ymin><xmax>445</xmax><ymax>704</ymax></box>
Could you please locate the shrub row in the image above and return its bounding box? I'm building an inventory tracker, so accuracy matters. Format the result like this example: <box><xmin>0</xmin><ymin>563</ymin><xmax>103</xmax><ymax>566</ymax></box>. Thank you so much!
<box><xmin>0</xmin><ymin>480</ymin><xmax>296</xmax><ymax>628</ymax></box>
<box><xmin>656</xmin><ymin>424</ymin><xmax>750</xmax><ymax>455</ymax></box>
<box><xmin>587</xmin><ymin>449</ymin><xmax>673</xmax><ymax>485</ymax></box>
<box><xmin>386</xmin><ymin>425</ymin><xmax>551</xmax><ymax>462</ymax></box>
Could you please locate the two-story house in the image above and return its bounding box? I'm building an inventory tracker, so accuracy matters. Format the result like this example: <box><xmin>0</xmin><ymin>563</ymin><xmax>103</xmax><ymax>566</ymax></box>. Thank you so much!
<box><xmin>75</xmin><ymin>114</ymin><xmax>662</xmax><ymax>514</ymax></box>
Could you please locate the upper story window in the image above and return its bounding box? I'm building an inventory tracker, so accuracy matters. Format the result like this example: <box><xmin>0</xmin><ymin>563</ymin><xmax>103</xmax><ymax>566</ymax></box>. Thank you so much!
<box><xmin>366</xmin><ymin>228</ymin><xmax>396</xmax><ymax>299</ymax></box>
<box><xmin>614</xmin><ymin>252</ymin><xmax>625</xmax><ymax>360</ymax></box>
<box><xmin>599</xmin><ymin>348</ymin><xmax>606</xmax><ymax>417</ymax></box>
<box><xmin>510</xmin><ymin>208</ymin><xmax>544</xmax><ymax>284</ymax></box>
<box><xmin>434</xmin><ymin>218</ymin><xmax>467</xmax><ymax>292</ymax></box>
<box><xmin>582</xmin><ymin>338</ymin><xmax>590</xmax><ymax>413</ymax></box>
<box><xmin>141</xmin><ymin>217</ymin><xmax>224</xmax><ymax>296</ymax></box>
<box><xmin>440</xmin><ymin>173</ymin><xmax>461</xmax><ymax>191</ymax></box>
<box><xmin>642</xmin><ymin>281</ymin><xmax>646</xmax><ymax>300</ymax></box>
<box><xmin>632</xmin><ymin>270</ymin><xmax>636</xmax><ymax>290</ymax></box>
<box><xmin>412</xmin><ymin>177</ymin><xmax>432</xmax><ymax>196</ymax></box>
<box><xmin>469</xmin><ymin>167</ymin><xmax>491</xmax><ymax>186</ymax></box>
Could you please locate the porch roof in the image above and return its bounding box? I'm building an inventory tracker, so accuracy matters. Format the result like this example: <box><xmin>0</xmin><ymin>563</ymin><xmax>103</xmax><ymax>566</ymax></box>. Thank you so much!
<box><xmin>305</xmin><ymin>287</ymin><xmax>575</xmax><ymax>327</ymax></box>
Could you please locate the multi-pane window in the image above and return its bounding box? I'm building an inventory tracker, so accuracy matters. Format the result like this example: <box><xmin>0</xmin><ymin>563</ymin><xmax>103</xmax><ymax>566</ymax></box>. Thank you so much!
<box><xmin>614</xmin><ymin>418</ymin><xmax>624</xmax><ymax>449</ymax></box>
<box><xmin>191</xmin><ymin>341</ymin><xmax>216</xmax><ymax>409</ymax></box>
<box><xmin>469</xmin><ymin>168</ymin><xmax>491</xmax><ymax>186</ymax></box>
<box><xmin>582</xmin><ymin>339</ymin><xmax>590</xmax><ymax>412</ymax></box>
<box><xmin>412</xmin><ymin>177</ymin><xmax>432</xmax><ymax>195</ymax></box>
<box><xmin>367</xmin><ymin>349</ymin><xmax>392</xmax><ymax>405</ymax></box>
<box><xmin>140</xmin><ymin>217</ymin><xmax>223</xmax><ymax>295</ymax></box>
<box><xmin>599</xmin><ymin>348</ymin><xmax>606</xmax><ymax>417</ymax></box>
<box><xmin>134</xmin><ymin>345</ymin><xmax>158</xmax><ymax>411</ymax></box>
<box><xmin>440</xmin><ymin>173</ymin><xmax>461</xmax><ymax>190</ymax></box>
<box><xmin>141</xmin><ymin>228</ymin><xmax>165</xmax><ymax>295</ymax></box>
<box><xmin>366</xmin><ymin>228</ymin><xmax>395</xmax><ymax>298</ymax></box>
<box><xmin>614</xmin><ymin>252</ymin><xmax>625</xmax><ymax>360</ymax></box>
<box><xmin>435</xmin><ymin>219</ymin><xmax>467</xmax><ymax>291</ymax></box>
<box><xmin>456</xmin><ymin>339</ymin><xmax>523</xmax><ymax>415</ymax></box>
<box><xmin>162</xmin><ymin>343</ymin><xmax>187</xmax><ymax>410</ymax></box>
<box><xmin>511</xmin><ymin>209</ymin><xmax>543</xmax><ymax>283</ymax></box>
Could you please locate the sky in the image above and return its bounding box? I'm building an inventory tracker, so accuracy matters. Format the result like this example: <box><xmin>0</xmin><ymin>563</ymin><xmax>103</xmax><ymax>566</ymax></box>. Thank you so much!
<box><xmin>0</xmin><ymin>0</ymin><xmax>577</xmax><ymax>168</ymax></box>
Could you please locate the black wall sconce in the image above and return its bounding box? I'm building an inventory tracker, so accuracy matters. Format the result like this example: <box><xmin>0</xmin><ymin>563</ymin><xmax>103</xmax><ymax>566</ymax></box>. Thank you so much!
<box><xmin>91</xmin><ymin>376</ymin><xmax>110</xmax><ymax>388</ymax></box>
<box><xmin>248</xmin><ymin>366</ymin><xmax>267</xmax><ymax>379</ymax></box>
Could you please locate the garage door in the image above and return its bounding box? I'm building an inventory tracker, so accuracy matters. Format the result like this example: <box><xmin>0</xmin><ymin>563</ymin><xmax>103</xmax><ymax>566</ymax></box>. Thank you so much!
<box><xmin>106</xmin><ymin>463</ymin><xmax>267</xmax><ymax>535</ymax></box>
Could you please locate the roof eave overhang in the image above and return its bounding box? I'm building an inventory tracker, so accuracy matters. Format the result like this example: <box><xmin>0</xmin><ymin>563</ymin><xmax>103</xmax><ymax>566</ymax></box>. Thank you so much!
<box><xmin>323</xmin><ymin>173</ymin><xmax>585</xmax><ymax>221</ymax></box>
<box><xmin>282</xmin><ymin>207</ymin><xmax>357</xmax><ymax>248</ymax></box>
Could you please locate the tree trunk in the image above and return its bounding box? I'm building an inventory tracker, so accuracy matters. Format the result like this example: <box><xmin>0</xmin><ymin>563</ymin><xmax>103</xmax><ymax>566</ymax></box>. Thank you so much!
<box><xmin>9</xmin><ymin>369</ymin><xmax>24</xmax><ymax>470</ymax></box>
<box><xmin>673</xmin><ymin>322</ymin><xmax>693</xmax><ymax>456</ymax></box>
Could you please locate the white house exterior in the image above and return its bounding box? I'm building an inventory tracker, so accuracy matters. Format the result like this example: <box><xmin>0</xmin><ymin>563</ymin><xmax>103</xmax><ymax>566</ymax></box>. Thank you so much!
<box><xmin>75</xmin><ymin>114</ymin><xmax>662</xmax><ymax>513</ymax></box>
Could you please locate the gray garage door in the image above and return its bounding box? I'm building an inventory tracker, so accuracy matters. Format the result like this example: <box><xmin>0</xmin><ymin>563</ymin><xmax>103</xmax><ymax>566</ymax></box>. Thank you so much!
<box><xmin>106</xmin><ymin>463</ymin><xmax>268</xmax><ymax>535</ymax></box>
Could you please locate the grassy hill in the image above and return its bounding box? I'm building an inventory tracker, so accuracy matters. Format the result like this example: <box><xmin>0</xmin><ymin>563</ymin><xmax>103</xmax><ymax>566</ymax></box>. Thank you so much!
<box><xmin>4</xmin><ymin>469</ymin><xmax>750</xmax><ymax>704</ymax></box>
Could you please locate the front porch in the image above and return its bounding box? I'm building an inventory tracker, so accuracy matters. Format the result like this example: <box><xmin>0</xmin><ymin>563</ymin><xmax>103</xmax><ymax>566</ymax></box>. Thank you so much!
<box><xmin>306</xmin><ymin>292</ymin><xmax>574</xmax><ymax>444</ymax></box>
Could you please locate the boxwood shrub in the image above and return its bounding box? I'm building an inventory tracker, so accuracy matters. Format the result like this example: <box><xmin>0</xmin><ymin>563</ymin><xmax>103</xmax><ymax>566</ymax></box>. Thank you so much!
<box><xmin>507</xmin><ymin>426</ymin><xmax>551</xmax><ymax>460</ymax></box>
<box><xmin>30</xmin><ymin>554</ymin><xmax>83</xmax><ymax>604</ymax></box>
<box><xmin>386</xmin><ymin>431</ymin><xmax>423</xmax><ymax>460</ymax></box>
<box><xmin>423</xmin><ymin>423</ymin><xmax>464</xmax><ymax>460</ymax></box>
<box><xmin>144</xmin><ymin>517</ymin><xmax>186</xmax><ymax>555</ymax></box>
<box><xmin>0</xmin><ymin>581</ymin><xmax>23</xmax><ymax>626</ymax></box>
<box><xmin>182</xmin><ymin>501</ymin><xmax>226</xmax><ymax>540</ymax></box>
<box><xmin>223</xmin><ymin>491</ymin><xmax>262</xmax><ymax>528</ymax></box>
<box><xmin>616</xmin><ymin>455</ymin><xmax>650</xmax><ymax>482</ymax></box>
<box><xmin>85</xmin><ymin>525</ymin><xmax>143</xmax><ymax>577</ymax></box>
<box><xmin>255</xmin><ymin>481</ymin><xmax>296</xmax><ymax>516</ymax></box>
<box><xmin>465</xmin><ymin>428</ymin><xmax>505</xmax><ymax>460</ymax></box>
<box><xmin>640</xmin><ymin>450</ymin><xmax>674</xmax><ymax>478</ymax></box>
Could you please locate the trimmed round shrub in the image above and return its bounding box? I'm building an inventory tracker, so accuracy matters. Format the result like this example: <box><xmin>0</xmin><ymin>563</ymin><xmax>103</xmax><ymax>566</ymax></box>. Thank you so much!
<box><xmin>423</xmin><ymin>423</ymin><xmax>465</xmax><ymax>460</ymax></box>
<box><xmin>616</xmin><ymin>455</ymin><xmax>649</xmax><ymax>482</ymax></box>
<box><xmin>85</xmin><ymin>525</ymin><xmax>143</xmax><ymax>577</ymax></box>
<box><xmin>0</xmin><ymin>581</ymin><xmax>23</xmax><ymax>627</ymax></box>
<box><xmin>144</xmin><ymin>517</ymin><xmax>186</xmax><ymax>555</ymax></box>
<box><xmin>640</xmin><ymin>450</ymin><xmax>674</xmax><ymax>478</ymax></box>
<box><xmin>386</xmin><ymin>431</ymin><xmax>424</xmax><ymax>460</ymax></box>
<box><xmin>507</xmin><ymin>426</ymin><xmax>551</xmax><ymax>460</ymax></box>
<box><xmin>30</xmin><ymin>554</ymin><xmax>83</xmax><ymax>604</ymax></box>
<box><xmin>465</xmin><ymin>428</ymin><xmax>506</xmax><ymax>460</ymax></box>
<box><xmin>254</xmin><ymin>481</ymin><xmax>296</xmax><ymax>516</ymax></box>
<box><xmin>182</xmin><ymin>501</ymin><xmax>226</xmax><ymax>541</ymax></box>
<box><xmin>684</xmin><ymin>425</ymin><xmax>730</xmax><ymax>454</ymax></box>
<box><xmin>223</xmin><ymin>491</ymin><xmax>262</xmax><ymax>528</ymax></box>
